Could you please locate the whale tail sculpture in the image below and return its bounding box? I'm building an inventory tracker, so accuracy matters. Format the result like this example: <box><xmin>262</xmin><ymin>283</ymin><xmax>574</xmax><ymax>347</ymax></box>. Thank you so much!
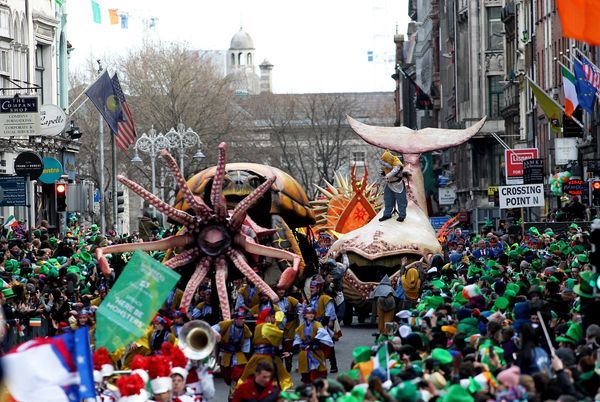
<box><xmin>330</xmin><ymin>116</ymin><xmax>487</xmax><ymax>303</ymax></box>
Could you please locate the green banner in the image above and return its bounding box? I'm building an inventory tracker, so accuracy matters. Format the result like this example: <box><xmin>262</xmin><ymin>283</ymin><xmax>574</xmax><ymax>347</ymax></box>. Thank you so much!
<box><xmin>95</xmin><ymin>251</ymin><xmax>180</xmax><ymax>352</ymax></box>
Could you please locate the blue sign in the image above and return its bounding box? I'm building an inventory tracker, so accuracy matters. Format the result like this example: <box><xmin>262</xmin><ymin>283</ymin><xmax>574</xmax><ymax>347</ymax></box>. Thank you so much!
<box><xmin>94</xmin><ymin>189</ymin><xmax>100</xmax><ymax>203</ymax></box>
<box><xmin>0</xmin><ymin>176</ymin><xmax>26</xmax><ymax>206</ymax></box>
<box><xmin>430</xmin><ymin>215</ymin><xmax>451</xmax><ymax>231</ymax></box>
<box><xmin>62</xmin><ymin>152</ymin><xmax>77</xmax><ymax>181</ymax></box>
<box><xmin>39</xmin><ymin>157</ymin><xmax>63</xmax><ymax>184</ymax></box>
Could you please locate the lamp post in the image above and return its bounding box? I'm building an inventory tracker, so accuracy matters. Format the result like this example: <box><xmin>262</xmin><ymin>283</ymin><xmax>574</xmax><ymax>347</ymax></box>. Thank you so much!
<box><xmin>165</xmin><ymin>123</ymin><xmax>203</xmax><ymax>175</ymax></box>
<box><xmin>131</xmin><ymin>127</ymin><xmax>171</xmax><ymax>217</ymax></box>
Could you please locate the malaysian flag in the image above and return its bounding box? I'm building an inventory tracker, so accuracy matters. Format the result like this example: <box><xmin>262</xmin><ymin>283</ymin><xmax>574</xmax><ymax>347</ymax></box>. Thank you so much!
<box><xmin>111</xmin><ymin>73</ymin><xmax>138</xmax><ymax>152</ymax></box>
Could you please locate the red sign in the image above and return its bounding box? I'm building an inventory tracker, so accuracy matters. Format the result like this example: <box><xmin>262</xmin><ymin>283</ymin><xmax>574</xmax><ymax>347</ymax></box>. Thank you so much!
<box><xmin>505</xmin><ymin>148</ymin><xmax>539</xmax><ymax>185</ymax></box>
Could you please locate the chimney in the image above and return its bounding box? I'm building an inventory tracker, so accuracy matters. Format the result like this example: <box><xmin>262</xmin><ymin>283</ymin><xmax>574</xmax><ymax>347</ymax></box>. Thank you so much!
<box><xmin>259</xmin><ymin>59</ymin><xmax>274</xmax><ymax>93</ymax></box>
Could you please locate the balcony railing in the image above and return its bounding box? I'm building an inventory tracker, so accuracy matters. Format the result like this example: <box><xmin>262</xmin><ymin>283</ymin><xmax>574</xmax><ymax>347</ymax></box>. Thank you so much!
<box><xmin>500</xmin><ymin>81</ymin><xmax>519</xmax><ymax>117</ymax></box>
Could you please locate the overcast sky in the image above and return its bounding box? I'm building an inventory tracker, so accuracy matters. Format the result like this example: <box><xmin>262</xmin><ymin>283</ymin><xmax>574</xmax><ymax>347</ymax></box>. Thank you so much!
<box><xmin>68</xmin><ymin>0</ymin><xmax>410</xmax><ymax>94</ymax></box>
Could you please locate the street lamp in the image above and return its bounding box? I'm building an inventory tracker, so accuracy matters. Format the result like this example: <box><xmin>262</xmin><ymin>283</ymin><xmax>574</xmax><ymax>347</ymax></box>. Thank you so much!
<box><xmin>131</xmin><ymin>127</ymin><xmax>171</xmax><ymax>217</ymax></box>
<box><xmin>165</xmin><ymin>123</ymin><xmax>202</xmax><ymax>175</ymax></box>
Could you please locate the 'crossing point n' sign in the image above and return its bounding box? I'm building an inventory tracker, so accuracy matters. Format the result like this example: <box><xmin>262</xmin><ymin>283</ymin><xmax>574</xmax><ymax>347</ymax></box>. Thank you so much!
<box><xmin>498</xmin><ymin>184</ymin><xmax>545</xmax><ymax>209</ymax></box>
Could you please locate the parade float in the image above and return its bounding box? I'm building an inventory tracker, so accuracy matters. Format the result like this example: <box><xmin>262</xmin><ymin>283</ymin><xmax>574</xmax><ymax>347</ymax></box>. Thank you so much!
<box><xmin>328</xmin><ymin>116</ymin><xmax>487</xmax><ymax>304</ymax></box>
<box><xmin>96</xmin><ymin>143</ymin><xmax>315</xmax><ymax>320</ymax></box>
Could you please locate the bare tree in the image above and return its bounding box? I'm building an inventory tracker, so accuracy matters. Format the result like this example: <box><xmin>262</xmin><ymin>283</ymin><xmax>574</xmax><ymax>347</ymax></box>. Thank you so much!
<box><xmin>242</xmin><ymin>93</ymin><xmax>359</xmax><ymax>193</ymax></box>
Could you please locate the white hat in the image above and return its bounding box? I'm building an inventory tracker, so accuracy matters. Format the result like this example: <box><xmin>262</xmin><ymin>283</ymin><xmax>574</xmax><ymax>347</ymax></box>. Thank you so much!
<box><xmin>93</xmin><ymin>370</ymin><xmax>103</xmax><ymax>384</ymax></box>
<box><xmin>171</xmin><ymin>366</ymin><xmax>189</xmax><ymax>381</ymax></box>
<box><xmin>101</xmin><ymin>363</ymin><xmax>115</xmax><ymax>378</ymax></box>
<box><xmin>396</xmin><ymin>310</ymin><xmax>412</xmax><ymax>319</ymax></box>
<box><xmin>150</xmin><ymin>377</ymin><xmax>172</xmax><ymax>395</ymax></box>
<box><xmin>399</xmin><ymin>325</ymin><xmax>412</xmax><ymax>338</ymax></box>
<box><xmin>132</xmin><ymin>368</ymin><xmax>149</xmax><ymax>384</ymax></box>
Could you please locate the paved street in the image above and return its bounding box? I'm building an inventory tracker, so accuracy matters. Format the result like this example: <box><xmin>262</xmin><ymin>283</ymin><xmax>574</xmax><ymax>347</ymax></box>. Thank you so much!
<box><xmin>212</xmin><ymin>323</ymin><xmax>376</xmax><ymax>400</ymax></box>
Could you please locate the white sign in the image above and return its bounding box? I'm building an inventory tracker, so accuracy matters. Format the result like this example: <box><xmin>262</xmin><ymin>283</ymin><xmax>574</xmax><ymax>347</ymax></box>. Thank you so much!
<box><xmin>39</xmin><ymin>104</ymin><xmax>67</xmax><ymax>137</ymax></box>
<box><xmin>499</xmin><ymin>184</ymin><xmax>545</xmax><ymax>209</ymax></box>
<box><xmin>555</xmin><ymin>137</ymin><xmax>578</xmax><ymax>165</ymax></box>
<box><xmin>438</xmin><ymin>187</ymin><xmax>457</xmax><ymax>205</ymax></box>
<box><xmin>0</xmin><ymin>96</ymin><xmax>40</xmax><ymax>137</ymax></box>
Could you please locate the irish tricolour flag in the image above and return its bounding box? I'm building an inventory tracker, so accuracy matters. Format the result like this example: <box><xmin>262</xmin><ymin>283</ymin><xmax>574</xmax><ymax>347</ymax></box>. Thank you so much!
<box><xmin>562</xmin><ymin>65</ymin><xmax>579</xmax><ymax>117</ymax></box>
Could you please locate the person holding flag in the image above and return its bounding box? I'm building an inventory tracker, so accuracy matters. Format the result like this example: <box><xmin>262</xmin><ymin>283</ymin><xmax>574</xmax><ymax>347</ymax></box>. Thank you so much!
<box><xmin>293</xmin><ymin>306</ymin><xmax>333</xmax><ymax>384</ymax></box>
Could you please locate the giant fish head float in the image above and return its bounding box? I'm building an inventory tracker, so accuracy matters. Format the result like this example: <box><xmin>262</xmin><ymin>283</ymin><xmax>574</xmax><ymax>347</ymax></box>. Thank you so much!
<box><xmin>329</xmin><ymin>116</ymin><xmax>487</xmax><ymax>303</ymax></box>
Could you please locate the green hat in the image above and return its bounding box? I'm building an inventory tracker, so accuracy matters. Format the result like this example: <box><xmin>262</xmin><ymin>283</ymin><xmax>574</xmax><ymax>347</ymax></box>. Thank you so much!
<box><xmin>48</xmin><ymin>237</ymin><xmax>59</xmax><ymax>245</ymax></box>
<box><xmin>1</xmin><ymin>288</ymin><xmax>15</xmax><ymax>299</ymax></box>
<box><xmin>457</xmin><ymin>318</ymin><xmax>479</xmax><ymax>338</ymax></box>
<box><xmin>569</xmin><ymin>223</ymin><xmax>579</xmax><ymax>230</ymax></box>
<box><xmin>485</xmin><ymin>260</ymin><xmax>499</xmax><ymax>268</ymax></box>
<box><xmin>494</xmin><ymin>296</ymin><xmax>509</xmax><ymax>310</ymax></box>
<box><xmin>574</xmin><ymin>271</ymin><xmax>595</xmax><ymax>299</ymax></box>
<box><xmin>545</xmin><ymin>229</ymin><xmax>555</xmax><ymax>236</ymax></box>
<box><xmin>572</xmin><ymin>245</ymin><xmax>585</xmax><ymax>255</ymax></box>
<box><xmin>577</xmin><ymin>254</ymin><xmax>589</xmax><ymax>264</ymax></box>
<box><xmin>66</xmin><ymin>265</ymin><xmax>80</xmax><ymax>274</ymax></box>
<box><xmin>350</xmin><ymin>386</ymin><xmax>367</xmax><ymax>402</ymax></box>
<box><xmin>4</xmin><ymin>259</ymin><xmax>19</xmax><ymax>272</ymax></box>
<box><xmin>56</xmin><ymin>256</ymin><xmax>68</xmax><ymax>265</ymax></box>
<box><xmin>352</xmin><ymin>346</ymin><xmax>372</xmax><ymax>363</ymax></box>
<box><xmin>431</xmin><ymin>348</ymin><xmax>453</xmax><ymax>365</ymax></box>
<box><xmin>556</xmin><ymin>322</ymin><xmax>584</xmax><ymax>344</ymax></box>
<box><xmin>504</xmin><ymin>289</ymin><xmax>516</xmax><ymax>301</ymax></box>
<box><xmin>439</xmin><ymin>384</ymin><xmax>474</xmax><ymax>402</ymax></box>
<box><xmin>508</xmin><ymin>250</ymin><xmax>519</xmax><ymax>259</ymax></box>
<box><xmin>89</xmin><ymin>224</ymin><xmax>99</xmax><ymax>233</ymax></box>
<box><xmin>565</xmin><ymin>278</ymin><xmax>576</xmax><ymax>290</ymax></box>
<box><xmin>426</xmin><ymin>295</ymin><xmax>445</xmax><ymax>309</ymax></box>
<box><xmin>506</xmin><ymin>283</ymin><xmax>520</xmax><ymax>294</ymax></box>
<box><xmin>47</xmin><ymin>268</ymin><xmax>59</xmax><ymax>279</ymax></box>
<box><xmin>47</xmin><ymin>258</ymin><xmax>60</xmax><ymax>268</ymax></box>
<box><xmin>390</xmin><ymin>381</ymin><xmax>419</xmax><ymax>402</ymax></box>
<box><xmin>431</xmin><ymin>279</ymin><xmax>446</xmax><ymax>290</ymax></box>
<box><xmin>528</xmin><ymin>227</ymin><xmax>540</xmax><ymax>236</ymax></box>
<box><xmin>79</xmin><ymin>251</ymin><xmax>92</xmax><ymax>263</ymax></box>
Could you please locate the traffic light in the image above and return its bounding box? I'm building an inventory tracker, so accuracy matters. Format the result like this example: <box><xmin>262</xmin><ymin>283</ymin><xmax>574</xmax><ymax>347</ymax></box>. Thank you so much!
<box><xmin>117</xmin><ymin>190</ymin><xmax>125</xmax><ymax>214</ymax></box>
<box><xmin>592</xmin><ymin>180</ymin><xmax>600</xmax><ymax>206</ymax></box>
<box><xmin>55</xmin><ymin>182</ymin><xmax>67</xmax><ymax>212</ymax></box>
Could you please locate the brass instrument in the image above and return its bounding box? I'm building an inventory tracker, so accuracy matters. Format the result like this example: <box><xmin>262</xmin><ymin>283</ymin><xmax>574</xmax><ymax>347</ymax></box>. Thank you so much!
<box><xmin>178</xmin><ymin>320</ymin><xmax>217</xmax><ymax>368</ymax></box>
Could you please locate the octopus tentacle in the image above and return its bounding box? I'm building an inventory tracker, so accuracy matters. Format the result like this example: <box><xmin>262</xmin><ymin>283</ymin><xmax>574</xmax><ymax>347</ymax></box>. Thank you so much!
<box><xmin>215</xmin><ymin>256</ymin><xmax>231</xmax><ymax>321</ymax></box>
<box><xmin>210</xmin><ymin>143</ymin><xmax>228</xmax><ymax>220</ymax></box>
<box><xmin>234</xmin><ymin>234</ymin><xmax>300</xmax><ymax>290</ymax></box>
<box><xmin>181</xmin><ymin>256</ymin><xmax>212</xmax><ymax>310</ymax></box>
<box><xmin>163</xmin><ymin>248</ymin><xmax>200</xmax><ymax>269</ymax></box>
<box><xmin>96</xmin><ymin>234</ymin><xmax>194</xmax><ymax>276</ymax></box>
<box><xmin>160</xmin><ymin>150</ymin><xmax>212</xmax><ymax>219</ymax></box>
<box><xmin>118</xmin><ymin>175</ymin><xmax>196</xmax><ymax>227</ymax></box>
<box><xmin>228</xmin><ymin>249</ymin><xmax>279</xmax><ymax>303</ymax></box>
<box><xmin>228</xmin><ymin>176</ymin><xmax>276</xmax><ymax>231</ymax></box>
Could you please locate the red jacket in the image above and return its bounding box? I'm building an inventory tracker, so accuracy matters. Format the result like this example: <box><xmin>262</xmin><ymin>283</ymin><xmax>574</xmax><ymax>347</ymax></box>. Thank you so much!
<box><xmin>231</xmin><ymin>376</ymin><xmax>280</xmax><ymax>402</ymax></box>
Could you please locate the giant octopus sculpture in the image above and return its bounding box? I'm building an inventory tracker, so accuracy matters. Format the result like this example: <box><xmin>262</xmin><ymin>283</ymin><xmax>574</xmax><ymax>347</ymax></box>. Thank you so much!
<box><xmin>96</xmin><ymin>143</ymin><xmax>304</xmax><ymax>320</ymax></box>
<box><xmin>329</xmin><ymin>116</ymin><xmax>487</xmax><ymax>304</ymax></box>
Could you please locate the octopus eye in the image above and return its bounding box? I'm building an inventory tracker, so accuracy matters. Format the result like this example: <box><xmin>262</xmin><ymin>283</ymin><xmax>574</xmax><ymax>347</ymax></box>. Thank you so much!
<box><xmin>198</xmin><ymin>225</ymin><xmax>232</xmax><ymax>256</ymax></box>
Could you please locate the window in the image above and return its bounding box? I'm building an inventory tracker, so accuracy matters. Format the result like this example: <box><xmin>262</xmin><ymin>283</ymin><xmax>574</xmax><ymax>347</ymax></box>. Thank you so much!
<box><xmin>247</xmin><ymin>52</ymin><xmax>252</xmax><ymax>66</ymax></box>
<box><xmin>488</xmin><ymin>76</ymin><xmax>504</xmax><ymax>117</ymax></box>
<box><xmin>352</xmin><ymin>151</ymin><xmax>366</xmax><ymax>166</ymax></box>
<box><xmin>35</xmin><ymin>45</ymin><xmax>45</xmax><ymax>101</ymax></box>
<box><xmin>487</xmin><ymin>7</ymin><xmax>503</xmax><ymax>50</ymax></box>
<box><xmin>0</xmin><ymin>9</ymin><xmax>9</xmax><ymax>38</ymax></box>
<box><xmin>0</xmin><ymin>50</ymin><xmax>8</xmax><ymax>73</ymax></box>
<box><xmin>230</xmin><ymin>52</ymin><xmax>235</xmax><ymax>66</ymax></box>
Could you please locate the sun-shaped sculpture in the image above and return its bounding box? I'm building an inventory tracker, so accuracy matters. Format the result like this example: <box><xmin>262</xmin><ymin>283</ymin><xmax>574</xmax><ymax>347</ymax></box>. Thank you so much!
<box><xmin>311</xmin><ymin>166</ymin><xmax>382</xmax><ymax>234</ymax></box>
<box><xmin>95</xmin><ymin>143</ymin><xmax>301</xmax><ymax>320</ymax></box>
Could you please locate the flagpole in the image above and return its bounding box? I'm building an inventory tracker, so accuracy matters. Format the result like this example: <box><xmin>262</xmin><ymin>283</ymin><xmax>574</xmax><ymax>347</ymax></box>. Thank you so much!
<box><xmin>67</xmin><ymin>69</ymin><xmax>106</xmax><ymax>114</ymax></box>
<box><xmin>527</xmin><ymin>76</ymin><xmax>584</xmax><ymax>129</ymax></box>
<box><xmin>112</xmin><ymin>131</ymin><xmax>118</xmax><ymax>234</ymax></box>
<box><xmin>97</xmin><ymin>62</ymin><xmax>106</xmax><ymax>235</ymax></box>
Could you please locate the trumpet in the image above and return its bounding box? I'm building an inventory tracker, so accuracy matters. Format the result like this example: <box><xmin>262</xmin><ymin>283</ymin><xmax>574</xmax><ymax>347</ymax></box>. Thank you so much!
<box><xmin>178</xmin><ymin>320</ymin><xmax>217</xmax><ymax>368</ymax></box>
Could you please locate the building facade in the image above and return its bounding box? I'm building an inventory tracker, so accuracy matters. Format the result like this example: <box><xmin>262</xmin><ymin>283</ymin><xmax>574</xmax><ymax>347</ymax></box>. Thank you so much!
<box><xmin>0</xmin><ymin>0</ymin><xmax>71</xmax><ymax>231</ymax></box>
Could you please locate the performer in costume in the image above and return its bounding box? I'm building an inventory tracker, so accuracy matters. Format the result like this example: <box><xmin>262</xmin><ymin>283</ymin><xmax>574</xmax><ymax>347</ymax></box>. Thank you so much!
<box><xmin>249</xmin><ymin>289</ymin><xmax>280</xmax><ymax>317</ymax></box>
<box><xmin>211</xmin><ymin>308</ymin><xmax>252</xmax><ymax>395</ymax></box>
<box><xmin>275</xmin><ymin>286</ymin><xmax>301</xmax><ymax>372</ymax></box>
<box><xmin>307</xmin><ymin>276</ymin><xmax>338</xmax><ymax>372</ymax></box>
<box><xmin>235</xmin><ymin>280</ymin><xmax>260</xmax><ymax>310</ymax></box>
<box><xmin>149</xmin><ymin>315</ymin><xmax>176</xmax><ymax>354</ymax></box>
<box><xmin>190</xmin><ymin>286</ymin><xmax>218</xmax><ymax>324</ymax></box>
<box><xmin>293</xmin><ymin>306</ymin><xmax>333</xmax><ymax>383</ymax></box>
<box><xmin>238</xmin><ymin>308</ymin><xmax>293</xmax><ymax>390</ymax></box>
<box><xmin>378</xmin><ymin>149</ymin><xmax>409</xmax><ymax>222</ymax></box>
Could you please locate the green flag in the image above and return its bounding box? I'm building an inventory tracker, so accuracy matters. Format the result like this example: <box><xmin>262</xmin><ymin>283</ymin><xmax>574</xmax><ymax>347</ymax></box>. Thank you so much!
<box><xmin>95</xmin><ymin>251</ymin><xmax>180</xmax><ymax>352</ymax></box>
<box><xmin>528</xmin><ymin>77</ymin><xmax>562</xmax><ymax>133</ymax></box>
<box><xmin>91</xmin><ymin>0</ymin><xmax>101</xmax><ymax>24</ymax></box>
